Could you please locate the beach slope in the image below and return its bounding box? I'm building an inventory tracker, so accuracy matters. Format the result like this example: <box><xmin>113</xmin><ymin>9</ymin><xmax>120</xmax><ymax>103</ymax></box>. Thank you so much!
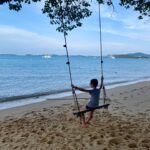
<box><xmin>0</xmin><ymin>81</ymin><xmax>150</xmax><ymax>150</ymax></box>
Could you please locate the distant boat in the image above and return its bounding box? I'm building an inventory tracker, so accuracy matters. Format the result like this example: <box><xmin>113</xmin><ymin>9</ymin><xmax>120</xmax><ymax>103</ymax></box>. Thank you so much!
<box><xmin>42</xmin><ymin>54</ymin><xmax>51</xmax><ymax>59</ymax></box>
<box><xmin>109</xmin><ymin>55</ymin><xmax>116</xmax><ymax>59</ymax></box>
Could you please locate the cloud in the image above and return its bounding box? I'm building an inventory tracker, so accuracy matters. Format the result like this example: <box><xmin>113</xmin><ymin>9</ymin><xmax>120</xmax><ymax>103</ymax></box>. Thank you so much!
<box><xmin>0</xmin><ymin>25</ymin><xmax>131</xmax><ymax>55</ymax></box>
<box><xmin>91</xmin><ymin>2</ymin><xmax>150</xmax><ymax>31</ymax></box>
<box><xmin>104</xmin><ymin>28</ymin><xmax>150</xmax><ymax>42</ymax></box>
<box><xmin>83</xmin><ymin>18</ymin><xmax>150</xmax><ymax>42</ymax></box>
<box><xmin>86</xmin><ymin>2</ymin><xmax>150</xmax><ymax>43</ymax></box>
<box><xmin>109</xmin><ymin>8</ymin><xmax>150</xmax><ymax>31</ymax></box>
<box><xmin>1</xmin><ymin>1</ymin><xmax>149</xmax><ymax>56</ymax></box>
<box><xmin>83</xmin><ymin>25</ymin><xmax>150</xmax><ymax>43</ymax></box>
<box><xmin>121</xmin><ymin>18</ymin><xmax>150</xmax><ymax>30</ymax></box>
<box><xmin>0</xmin><ymin>25</ymin><xmax>64</xmax><ymax>54</ymax></box>
<box><xmin>0</xmin><ymin>25</ymin><xmax>99</xmax><ymax>55</ymax></box>
<box><xmin>0</xmin><ymin>22</ymin><xmax>149</xmax><ymax>56</ymax></box>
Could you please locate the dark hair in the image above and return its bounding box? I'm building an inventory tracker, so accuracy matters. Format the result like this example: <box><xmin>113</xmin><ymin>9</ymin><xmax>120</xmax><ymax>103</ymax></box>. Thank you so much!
<box><xmin>90</xmin><ymin>79</ymin><xmax>98</xmax><ymax>88</ymax></box>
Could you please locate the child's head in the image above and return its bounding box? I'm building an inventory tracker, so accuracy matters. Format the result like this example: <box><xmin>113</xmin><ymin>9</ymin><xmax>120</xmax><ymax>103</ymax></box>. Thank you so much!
<box><xmin>90</xmin><ymin>79</ymin><xmax>98</xmax><ymax>88</ymax></box>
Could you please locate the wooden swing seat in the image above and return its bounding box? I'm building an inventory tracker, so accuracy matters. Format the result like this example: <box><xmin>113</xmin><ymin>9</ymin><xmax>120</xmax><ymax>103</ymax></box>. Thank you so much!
<box><xmin>73</xmin><ymin>103</ymin><xmax>110</xmax><ymax>117</ymax></box>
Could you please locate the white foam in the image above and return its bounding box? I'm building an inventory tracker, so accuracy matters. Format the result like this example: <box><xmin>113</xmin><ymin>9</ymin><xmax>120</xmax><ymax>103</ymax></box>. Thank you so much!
<box><xmin>0</xmin><ymin>79</ymin><xmax>150</xmax><ymax>110</ymax></box>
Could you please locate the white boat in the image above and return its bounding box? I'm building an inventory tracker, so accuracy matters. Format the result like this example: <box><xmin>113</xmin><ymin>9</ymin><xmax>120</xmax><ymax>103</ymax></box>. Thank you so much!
<box><xmin>109</xmin><ymin>55</ymin><xmax>116</xmax><ymax>59</ymax></box>
<box><xmin>42</xmin><ymin>54</ymin><xmax>51</xmax><ymax>59</ymax></box>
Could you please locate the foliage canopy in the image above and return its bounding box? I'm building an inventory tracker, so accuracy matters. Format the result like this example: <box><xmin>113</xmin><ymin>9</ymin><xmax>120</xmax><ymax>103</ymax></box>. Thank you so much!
<box><xmin>42</xmin><ymin>0</ymin><xmax>91</xmax><ymax>34</ymax></box>
<box><xmin>1</xmin><ymin>0</ymin><xmax>150</xmax><ymax>34</ymax></box>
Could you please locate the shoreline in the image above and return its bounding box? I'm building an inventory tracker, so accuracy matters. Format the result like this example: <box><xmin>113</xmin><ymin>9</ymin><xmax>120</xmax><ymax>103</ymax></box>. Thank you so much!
<box><xmin>0</xmin><ymin>80</ymin><xmax>150</xmax><ymax>118</ymax></box>
<box><xmin>0</xmin><ymin>80</ymin><xmax>150</xmax><ymax>149</ymax></box>
<box><xmin>1</xmin><ymin>78</ymin><xmax>150</xmax><ymax>111</ymax></box>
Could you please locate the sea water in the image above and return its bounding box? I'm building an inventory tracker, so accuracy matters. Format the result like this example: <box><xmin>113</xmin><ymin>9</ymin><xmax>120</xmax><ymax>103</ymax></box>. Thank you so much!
<box><xmin>0</xmin><ymin>55</ymin><xmax>150</xmax><ymax>109</ymax></box>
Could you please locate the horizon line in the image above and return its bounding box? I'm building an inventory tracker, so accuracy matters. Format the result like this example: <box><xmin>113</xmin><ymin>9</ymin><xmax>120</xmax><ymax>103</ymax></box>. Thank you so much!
<box><xmin>0</xmin><ymin>52</ymin><xmax>150</xmax><ymax>57</ymax></box>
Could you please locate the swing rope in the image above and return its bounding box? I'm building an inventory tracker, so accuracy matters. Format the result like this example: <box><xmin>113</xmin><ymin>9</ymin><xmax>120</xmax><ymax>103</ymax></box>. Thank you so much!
<box><xmin>62</xmin><ymin>3</ymin><xmax>108</xmax><ymax>114</ymax></box>
<box><xmin>98</xmin><ymin>3</ymin><xmax>107</xmax><ymax>105</ymax></box>
<box><xmin>63</xmin><ymin>31</ymin><xmax>81</xmax><ymax>114</ymax></box>
<box><xmin>98</xmin><ymin>3</ymin><xmax>104</xmax><ymax>77</ymax></box>
<box><xmin>59</xmin><ymin>1</ymin><xmax>81</xmax><ymax>114</ymax></box>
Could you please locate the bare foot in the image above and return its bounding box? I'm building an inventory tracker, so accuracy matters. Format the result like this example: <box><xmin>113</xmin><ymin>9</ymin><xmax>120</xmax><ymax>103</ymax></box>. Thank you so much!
<box><xmin>81</xmin><ymin>123</ymin><xmax>88</xmax><ymax>128</ymax></box>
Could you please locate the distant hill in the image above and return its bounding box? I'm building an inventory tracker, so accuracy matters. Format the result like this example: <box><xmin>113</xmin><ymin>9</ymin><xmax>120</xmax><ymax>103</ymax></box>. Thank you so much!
<box><xmin>108</xmin><ymin>52</ymin><xmax>150</xmax><ymax>59</ymax></box>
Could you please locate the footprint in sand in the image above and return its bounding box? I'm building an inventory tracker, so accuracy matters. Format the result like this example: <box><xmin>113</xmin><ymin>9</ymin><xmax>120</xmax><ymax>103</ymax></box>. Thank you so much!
<box><xmin>48</xmin><ymin>110</ymin><xmax>54</xmax><ymax>114</ymax></box>
<box><xmin>130</xmin><ymin>95</ymin><xmax>133</xmax><ymax>98</ymax></box>
<box><xmin>141</xmin><ymin>139</ymin><xmax>150</xmax><ymax>144</ymax></box>
<box><xmin>21</xmin><ymin>133</ymin><xmax>30</xmax><ymax>138</ymax></box>
<box><xmin>141</xmin><ymin>143</ymin><xmax>150</xmax><ymax>149</ymax></box>
<box><xmin>108</xmin><ymin>137</ymin><xmax>122</xmax><ymax>146</ymax></box>
<box><xmin>123</xmin><ymin>97</ymin><xmax>128</xmax><ymax>100</ymax></box>
<box><xmin>4</xmin><ymin>116</ymin><xmax>14</xmax><ymax>121</ymax></box>
<box><xmin>42</xmin><ymin>108</ymin><xmax>48</xmax><ymax>111</ymax></box>
<box><xmin>128</xmin><ymin>142</ymin><xmax>137</xmax><ymax>148</ymax></box>
<box><xmin>96</xmin><ymin>139</ymin><xmax>105</xmax><ymax>145</ymax></box>
<box><xmin>110</xmin><ymin>132</ymin><xmax>116</xmax><ymax>137</ymax></box>
<box><xmin>124</xmin><ymin>134</ymin><xmax>131</xmax><ymax>140</ymax></box>
<box><xmin>62</xmin><ymin>104</ymin><xmax>70</xmax><ymax>106</ymax></box>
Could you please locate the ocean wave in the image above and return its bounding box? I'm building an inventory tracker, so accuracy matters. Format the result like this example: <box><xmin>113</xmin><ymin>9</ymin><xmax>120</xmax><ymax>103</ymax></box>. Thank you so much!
<box><xmin>0</xmin><ymin>79</ymin><xmax>136</xmax><ymax>103</ymax></box>
<box><xmin>105</xmin><ymin>80</ymin><xmax>135</xmax><ymax>86</ymax></box>
<box><xmin>0</xmin><ymin>89</ymin><xmax>71</xmax><ymax>103</ymax></box>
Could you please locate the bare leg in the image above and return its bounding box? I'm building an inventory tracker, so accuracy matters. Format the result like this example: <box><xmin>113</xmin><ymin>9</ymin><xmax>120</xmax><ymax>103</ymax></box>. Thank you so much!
<box><xmin>80</xmin><ymin>111</ymin><xmax>94</xmax><ymax>127</ymax></box>
<box><xmin>79</xmin><ymin>106</ymin><xmax>86</xmax><ymax>125</ymax></box>
<box><xmin>80</xmin><ymin>113</ymin><xmax>87</xmax><ymax>127</ymax></box>
<box><xmin>85</xmin><ymin>111</ymin><xmax>94</xmax><ymax>124</ymax></box>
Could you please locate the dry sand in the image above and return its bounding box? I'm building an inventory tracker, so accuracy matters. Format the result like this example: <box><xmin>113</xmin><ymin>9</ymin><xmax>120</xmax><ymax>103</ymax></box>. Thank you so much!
<box><xmin>0</xmin><ymin>81</ymin><xmax>150</xmax><ymax>150</ymax></box>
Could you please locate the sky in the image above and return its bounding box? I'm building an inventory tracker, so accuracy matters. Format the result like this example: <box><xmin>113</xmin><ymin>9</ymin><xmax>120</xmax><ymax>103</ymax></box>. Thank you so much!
<box><xmin>0</xmin><ymin>0</ymin><xmax>150</xmax><ymax>56</ymax></box>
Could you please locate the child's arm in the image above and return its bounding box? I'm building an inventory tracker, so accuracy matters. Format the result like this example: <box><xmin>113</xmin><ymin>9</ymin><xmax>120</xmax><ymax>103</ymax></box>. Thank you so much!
<box><xmin>99</xmin><ymin>76</ymin><xmax>103</xmax><ymax>90</ymax></box>
<box><xmin>72</xmin><ymin>85</ymin><xmax>89</xmax><ymax>93</ymax></box>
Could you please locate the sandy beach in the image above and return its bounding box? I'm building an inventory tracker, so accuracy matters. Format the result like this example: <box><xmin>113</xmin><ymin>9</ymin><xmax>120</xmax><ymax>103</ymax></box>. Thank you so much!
<box><xmin>0</xmin><ymin>81</ymin><xmax>150</xmax><ymax>150</ymax></box>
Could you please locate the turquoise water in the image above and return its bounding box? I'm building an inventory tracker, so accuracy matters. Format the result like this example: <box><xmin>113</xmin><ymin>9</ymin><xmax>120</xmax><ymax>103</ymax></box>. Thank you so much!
<box><xmin>0</xmin><ymin>55</ymin><xmax>150</xmax><ymax>103</ymax></box>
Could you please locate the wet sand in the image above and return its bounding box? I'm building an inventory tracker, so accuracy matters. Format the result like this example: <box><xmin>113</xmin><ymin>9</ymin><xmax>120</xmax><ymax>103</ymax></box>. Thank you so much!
<box><xmin>0</xmin><ymin>81</ymin><xmax>150</xmax><ymax>150</ymax></box>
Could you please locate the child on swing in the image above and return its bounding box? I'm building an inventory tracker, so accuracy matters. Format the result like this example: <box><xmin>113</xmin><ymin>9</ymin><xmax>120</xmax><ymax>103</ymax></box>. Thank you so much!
<box><xmin>72</xmin><ymin>79</ymin><xmax>101</xmax><ymax>127</ymax></box>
